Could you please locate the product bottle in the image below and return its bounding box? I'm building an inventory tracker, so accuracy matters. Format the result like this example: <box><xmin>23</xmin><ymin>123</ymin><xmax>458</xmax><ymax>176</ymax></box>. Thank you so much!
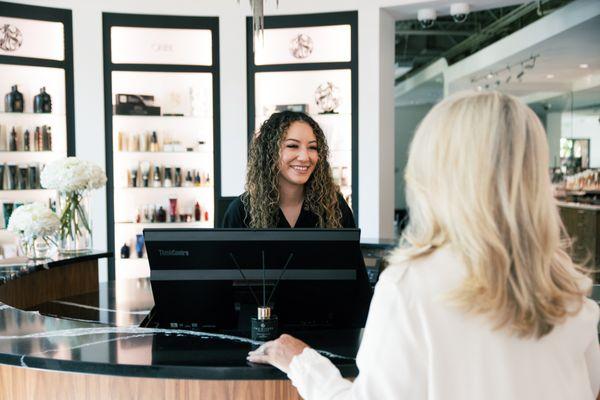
<box><xmin>169</xmin><ymin>198</ymin><xmax>178</xmax><ymax>223</ymax></box>
<box><xmin>174</xmin><ymin>167</ymin><xmax>182</xmax><ymax>187</ymax></box>
<box><xmin>194</xmin><ymin>201</ymin><xmax>201</xmax><ymax>221</ymax></box>
<box><xmin>184</xmin><ymin>171</ymin><xmax>193</xmax><ymax>187</ymax></box>
<box><xmin>33</xmin><ymin>87</ymin><xmax>52</xmax><ymax>113</ymax></box>
<box><xmin>18</xmin><ymin>167</ymin><xmax>28</xmax><ymax>189</ymax></box>
<box><xmin>34</xmin><ymin>127</ymin><xmax>41</xmax><ymax>151</ymax></box>
<box><xmin>5</xmin><ymin>85</ymin><xmax>24</xmax><ymax>112</ymax></box>
<box><xmin>42</xmin><ymin>126</ymin><xmax>49</xmax><ymax>151</ymax></box>
<box><xmin>157</xmin><ymin>206</ymin><xmax>167</xmax><ymax>223</ymax></box>
<box><xmin>120</xmin><ymin>243</ymin><xmax>131</xmax><ymax>259</ymax></box>
<box><xmin>150</xmin><ymin>131</ymin><xmax>158</xmax><ymax>152</ymax></box>
<box><xmin>23</xmin><ymin>129</ymin><xmax>30</xmax><ymax>151</ymax></box>
<box><xmin>204</xmin><ymin>210</ymin><xmax>209</xmax><ymax>221</ymax></box>
<box><xmin>163</xmin><ymin>168</ymin><xmax>173</xmax><ymax>188</ymax></box>
<box><xmin>194</xmin><ymin>171</ymin><xmax>201</xmax><ymax>187</ymax></box>
<box><xmin>251</xmin><ymin>306</ymin><xmax>278</xmax><ymax>341</ymax></box>
<box><xmin>9</xmin><ymin>128</ymin><xmax>17</xmax><ymax>151</ymax></box>
<box><xmin>135</xmin><ymin>234</ymin><xmax>145</xmax><ymax>258</ymax></box>
<box><xmin>28</xmin><ymin>165</ymin><xmax>37</xmax><ymax>189</ymax></box>
<box><xmin>152</xmin><ymin>166</ymin><xmax>161</xmax><ymax>187</ymax></box>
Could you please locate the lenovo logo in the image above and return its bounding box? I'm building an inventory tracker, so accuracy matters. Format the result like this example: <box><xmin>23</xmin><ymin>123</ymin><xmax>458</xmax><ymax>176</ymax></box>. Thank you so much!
<box><xmin>158</xmin><ymin>249</ymin><xmax>189</xmax><ymax>257</ymax></box>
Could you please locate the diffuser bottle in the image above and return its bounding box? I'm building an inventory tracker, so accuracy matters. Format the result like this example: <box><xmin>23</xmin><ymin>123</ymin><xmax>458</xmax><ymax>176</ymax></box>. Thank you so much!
<box><xmin>251</xmin><ymin>306</ymin><xmax>278</xmax><ymax>341</ymax></box>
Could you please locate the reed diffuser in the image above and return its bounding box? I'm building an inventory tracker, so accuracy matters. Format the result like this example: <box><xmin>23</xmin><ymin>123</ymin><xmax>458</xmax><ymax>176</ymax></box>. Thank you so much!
<box><xmin>230</xmin><ymin>251</ymin><xmax>294</xmax><ymax>341</ymax></box>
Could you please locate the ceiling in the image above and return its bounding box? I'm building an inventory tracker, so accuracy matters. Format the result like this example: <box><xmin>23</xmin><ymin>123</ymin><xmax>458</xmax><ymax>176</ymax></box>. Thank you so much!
<box><xmin>450</xmin><ymin>14</ymin><xmax>600</xmax><ymax>96</ymax></box>
<box><xmin>386</xmin><ymin>0</ymin><xmax>527</xmax><ymax>20</ymax></box>
<box><xmin>396</xmin><ymin>8</ymin><xmax>600</xmax><ymax>108</ymax></box>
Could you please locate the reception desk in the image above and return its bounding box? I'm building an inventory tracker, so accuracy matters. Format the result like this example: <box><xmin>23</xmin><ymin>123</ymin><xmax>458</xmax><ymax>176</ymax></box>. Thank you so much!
<box><xmin>0</xmin><ymin>252</ymin><xmax>361</xmax><ymax>400</ymax></box>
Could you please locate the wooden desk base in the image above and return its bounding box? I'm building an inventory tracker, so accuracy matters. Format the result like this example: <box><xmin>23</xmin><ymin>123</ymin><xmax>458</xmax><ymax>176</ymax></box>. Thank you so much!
<box><xmin>0</xmin><ymin>364</ymin><xmax>302</xmax><ymax>400</ymax></box>
<box><xmin>0</xmin><ymin>259</ymin><xmax>98</xmax><ymax>309</ymax></box>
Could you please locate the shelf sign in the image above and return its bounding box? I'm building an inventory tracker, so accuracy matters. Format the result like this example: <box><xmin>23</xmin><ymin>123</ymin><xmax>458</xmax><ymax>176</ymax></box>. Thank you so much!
<box><xmin>0</xmin><ymin>16</ymin><xmax>64</xmax><ymax>61</ymax></box>
<box><xmin>254</xmin><ymin>24</ymin><xmax>351</xmax><ymax>66</ymax></box>
<box><xmin>111</xmin><ymin>27</ymin><xmax>212</xmax><ymax>66</ymax></box>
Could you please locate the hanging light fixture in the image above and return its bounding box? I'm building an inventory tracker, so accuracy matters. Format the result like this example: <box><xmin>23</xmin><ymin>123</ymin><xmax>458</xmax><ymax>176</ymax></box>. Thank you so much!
<box><xmin>239</xmin><ymin>0</ymin><xmax>279</xmax><ymax>44</ymax></box>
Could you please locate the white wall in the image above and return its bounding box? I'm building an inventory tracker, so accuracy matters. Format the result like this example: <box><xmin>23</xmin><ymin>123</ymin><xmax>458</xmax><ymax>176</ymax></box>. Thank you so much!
<box><xmin>8</xmin><ymin>0</ymin><xmax>401</xmax><ymax>279</ymax></box>
<box><xmin>394</xmin><ymin>104</ymin><xmax>432</xmax><ymax>210</ymax></box>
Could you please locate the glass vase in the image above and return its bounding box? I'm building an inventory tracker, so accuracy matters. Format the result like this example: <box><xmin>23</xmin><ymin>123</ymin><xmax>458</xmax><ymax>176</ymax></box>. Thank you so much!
<box><xmin>57</xmin><ymin>190</ymin><xmax>92</xmax><ymax>254</ymax></box>
<box><xmin>19</xmin><ymin>235</ymin><xmax>54</xmax><ymax>261</ymax></box>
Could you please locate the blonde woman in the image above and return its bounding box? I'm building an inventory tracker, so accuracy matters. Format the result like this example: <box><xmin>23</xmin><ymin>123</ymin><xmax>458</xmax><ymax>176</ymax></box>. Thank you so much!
<box><xmin>248</xmin><ymin>91</ymin><xmax>600</xmax><ymax>399</ymax></box>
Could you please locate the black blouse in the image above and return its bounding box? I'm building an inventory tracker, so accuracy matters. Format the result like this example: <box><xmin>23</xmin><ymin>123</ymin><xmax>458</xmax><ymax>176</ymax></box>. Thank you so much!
<box><xmin>221</xmin><ymin>193</ymin><xmax>356</xmax><ymax>228</ymax></box>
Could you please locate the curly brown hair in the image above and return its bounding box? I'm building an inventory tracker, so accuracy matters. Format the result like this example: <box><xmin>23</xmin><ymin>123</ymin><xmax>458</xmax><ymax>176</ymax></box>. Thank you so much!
<box><xmin>242</xmin><ymin>111</ymin><xmax>342</xmax><ymax>228</ymax></box>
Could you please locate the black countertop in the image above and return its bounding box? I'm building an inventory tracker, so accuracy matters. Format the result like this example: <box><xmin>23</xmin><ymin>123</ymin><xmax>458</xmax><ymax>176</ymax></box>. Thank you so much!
<box><xmin>0</xmin><ymin>278</ymin><xmax>361</xmax><ymax>380</ymax></box>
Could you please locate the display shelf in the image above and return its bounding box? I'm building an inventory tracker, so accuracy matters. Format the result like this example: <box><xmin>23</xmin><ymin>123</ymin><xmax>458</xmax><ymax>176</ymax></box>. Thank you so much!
<box><xmin>0</xmin><ymin>112</ymin><xmax>66</xmax><ymax>116</ymax></box>
<box><xmin>116</xmin><ymin>186</ymin><xmax>213</xmax><ymax>190</ymax></box>
<box><xmin>0</xmin><ymin>2</ymin><xmax>75</xmax><ymax>250</ymax></box>
<box><xmin>116</xmin><ymin>150</ymin><xmax>212</xmax><ymax>155</ymax></box>
<box><xmin>246</xmin><ymin>12</ymin><xmax>358</xmax><ymax>221</ymax></box>
<box><xmin>104</xmin><ymin>13</ymin><xmax>220</xmax><ymax>280</ymax></box>
<box><xmin>113</xmin><ymin>115</ymin><xmax>211</xmax><ymax>120</ymax></box>
<box><xmin>116</xmin><ymin>221</ymin><xmax>212</xmax><ymax>228</ymax></box>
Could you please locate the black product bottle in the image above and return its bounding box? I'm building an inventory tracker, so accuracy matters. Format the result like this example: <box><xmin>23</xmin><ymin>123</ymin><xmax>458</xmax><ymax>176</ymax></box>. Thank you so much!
<box><xmin>9</xmin><ymin>128</ymin><xmax>17</xmax><ymax>151</ymax></box>
<box><xmin>33</xmin><ymin>87</ymin><xmax>52</xmax><ymax>113</ymax></box>
<box><xmin>5</xmin><ymin>85</ymin><xmax>24</xmax><ymax>112</ymax></box>
<box><xmin>23</xmin><ymin>129</ymin><xmax>30</xmax><ymax>151</ymax></box>
<box><xmin>120</xmin><ymin>243</ymin><xmax>130</xmax><ymax>259</ymax></box>
<box><xmin>18</xmin><ymin>167</ymin><xmax>28</xmax><ymax>190</ymax></box>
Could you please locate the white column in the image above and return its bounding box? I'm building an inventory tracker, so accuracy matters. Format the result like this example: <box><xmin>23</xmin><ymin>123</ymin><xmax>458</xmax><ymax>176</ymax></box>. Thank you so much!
<box><xmin>358</xmin><ymin>6</ymin><xmax>395</xmax><ymax>239</ymax></box>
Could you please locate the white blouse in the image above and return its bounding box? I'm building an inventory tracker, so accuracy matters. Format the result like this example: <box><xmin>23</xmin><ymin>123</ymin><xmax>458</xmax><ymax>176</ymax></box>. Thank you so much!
<box><xmin>287</xmin><ymin>246</ymin><xmax>600</xmax><ymax>400</ymax></box>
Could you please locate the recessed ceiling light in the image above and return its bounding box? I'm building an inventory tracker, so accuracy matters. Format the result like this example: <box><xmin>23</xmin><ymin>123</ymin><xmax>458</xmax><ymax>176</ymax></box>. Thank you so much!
<box><xmin>546</xmin><ymin>74</ymin><xmax>555</xmax><ymax>79</ymax></box>
<box><xmin>579</xmin><ymin>63</ymin><xmax>589</xmax><ymax>69</ymax></box>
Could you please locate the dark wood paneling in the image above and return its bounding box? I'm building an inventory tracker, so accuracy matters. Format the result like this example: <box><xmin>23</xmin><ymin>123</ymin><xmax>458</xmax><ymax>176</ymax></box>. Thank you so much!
<box><xmin>0</xmin><ymin>260</ymin><xmax>98</xmax><ymax>309</ymax></box>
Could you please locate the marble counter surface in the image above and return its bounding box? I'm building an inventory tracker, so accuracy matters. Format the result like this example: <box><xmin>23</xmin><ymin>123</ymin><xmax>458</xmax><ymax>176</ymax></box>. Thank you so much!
<box><xmin>0</xmin><ymin>278</ymin><xmax>361</xmax><ymax>380</ymax></box>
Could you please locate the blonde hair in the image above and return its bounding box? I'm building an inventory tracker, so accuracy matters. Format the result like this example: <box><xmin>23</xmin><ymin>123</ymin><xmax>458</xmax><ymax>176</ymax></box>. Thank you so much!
<box><xmin>389</xmin><ymin>91</ymin><xmax>591</xmax><ymax>338</ymax></box>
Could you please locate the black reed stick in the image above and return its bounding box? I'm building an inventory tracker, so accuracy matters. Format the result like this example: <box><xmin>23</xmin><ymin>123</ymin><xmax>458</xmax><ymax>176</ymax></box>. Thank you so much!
<box><xmin>266</xmin><ymin>253</ymin><xmax>294</xmax><ymax>306</ymax></box>
<box><xmin>262</xmin><ymin>250</ymin><xmax>266</xmax><ymax>307</ymax></box>
<box><xmin>229</xmin><ymin>252</ymin><xmax>260</xmax><ymax>306</ymax></box>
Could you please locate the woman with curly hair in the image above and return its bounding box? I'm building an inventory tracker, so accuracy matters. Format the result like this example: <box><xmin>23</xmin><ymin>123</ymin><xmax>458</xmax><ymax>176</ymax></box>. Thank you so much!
<box><xmin>222</xmin><ymin>111</ymin><xmax>355</xmax><ymax>228</ymax></box>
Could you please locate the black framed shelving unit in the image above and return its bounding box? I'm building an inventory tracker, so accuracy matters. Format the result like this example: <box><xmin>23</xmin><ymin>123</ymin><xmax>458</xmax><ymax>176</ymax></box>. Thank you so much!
<box><xmin>0</xmin><ymin>1</ymin><xmax>75</xmax><ymax>251</ymax></box>
<box><xmin>103</xmin><ymin>13</ymin><xmax>220</xmax><ymax>280</ymax></box>
<box><xmin>246</xmin><ymin>11</ymin><xmax>359</xmax><ymax>221</ymax></box>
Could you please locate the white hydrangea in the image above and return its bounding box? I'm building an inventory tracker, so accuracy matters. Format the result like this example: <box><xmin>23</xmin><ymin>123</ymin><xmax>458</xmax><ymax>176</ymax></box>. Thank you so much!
<box><xmin>41</xmin><ymin>157</ymin><xmax>107</xmax><ymax>192</ymax></box>
<box><xmin>7</xmin><ymin>203</ymin><xmax>60</xmax><ymax>240</ymax></box>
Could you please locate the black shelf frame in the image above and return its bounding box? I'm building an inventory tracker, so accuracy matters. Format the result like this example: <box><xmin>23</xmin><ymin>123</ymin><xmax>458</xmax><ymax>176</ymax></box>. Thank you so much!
<box><xmin>245</xmin><ymin>11</ymin><xmax>359</xmax><ymax>223</ymax></box>
<box><xmin>0</xmin><ymin>1</ymin><xmax>76</xmax><ymax>156</ymax></box>
<box><xmin>102</xmin><ymin>12</ymin><xmax>221</xmax><ymax>280</ymax></box>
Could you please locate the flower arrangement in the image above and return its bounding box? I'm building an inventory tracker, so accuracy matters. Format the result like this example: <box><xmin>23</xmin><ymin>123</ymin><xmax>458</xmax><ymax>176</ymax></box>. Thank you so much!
<box><xmin>41</xmin><ymin>157</ymin><xmax>107</xmax><ymax>192</ymax></box>
<box><xmin>7</xmin><ymin>203</ymin><xmax>60</xmax><ymax>259</ymax></box>
<box><xmin>41</xmin><ymin>157</ymin><xmax>107</xmax><ymax>253</ymax></box>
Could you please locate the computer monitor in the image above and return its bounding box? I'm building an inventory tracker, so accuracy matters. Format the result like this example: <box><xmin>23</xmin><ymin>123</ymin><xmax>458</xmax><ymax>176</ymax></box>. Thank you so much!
<box><xmin>142</xmin><ymin>229</ymin><xmax>373</xmax><ymax>332</ymax></box>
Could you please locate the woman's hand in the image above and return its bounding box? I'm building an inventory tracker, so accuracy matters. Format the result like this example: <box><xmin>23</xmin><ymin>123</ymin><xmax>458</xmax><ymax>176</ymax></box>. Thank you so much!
<box><xmin>247</xmin><ymin>334</ymin><xmax>309</xmax><ymax>374</ymax></box>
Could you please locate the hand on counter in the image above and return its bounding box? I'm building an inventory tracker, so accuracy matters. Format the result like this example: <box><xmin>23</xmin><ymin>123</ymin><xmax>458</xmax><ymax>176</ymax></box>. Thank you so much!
<box><xmin>247</xmin><ymin>334</ymin><xmax>308</xmax><ymax>373</ymax></box>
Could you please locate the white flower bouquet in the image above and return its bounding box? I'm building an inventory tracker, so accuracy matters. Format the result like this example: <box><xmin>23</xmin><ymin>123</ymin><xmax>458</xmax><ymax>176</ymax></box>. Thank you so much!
<box><xmin>40</xmin><ymin>157</ymin><xmax>107</xmax><ymax>253</ymax></box>
<box><xmin>41</xmin><ymin>157</ymin><xmax>107</xmax><ymax>192</ymax></box>
<box><xmin>7</xmin><ymin>203</ymin><xmax>60</xmax><ymax>259</ymax></box>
